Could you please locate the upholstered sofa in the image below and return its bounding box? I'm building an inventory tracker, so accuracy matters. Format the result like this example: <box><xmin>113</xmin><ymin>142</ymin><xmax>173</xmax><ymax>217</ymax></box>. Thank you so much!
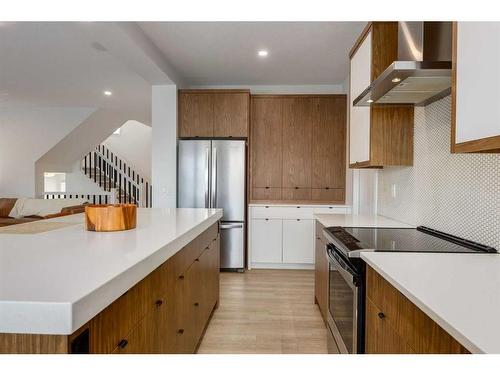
<box><xmin>0</xmin><ymin>198</ymin><xmax>87</xmax><ymax>227</ymax></box>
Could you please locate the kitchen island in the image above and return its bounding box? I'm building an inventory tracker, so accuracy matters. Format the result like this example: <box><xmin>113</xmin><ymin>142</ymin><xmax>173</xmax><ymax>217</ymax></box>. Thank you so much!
<box><xmin>0</xmin><ymin>208</ymin><xmax>223</xmax><ymax>354</ymax></box>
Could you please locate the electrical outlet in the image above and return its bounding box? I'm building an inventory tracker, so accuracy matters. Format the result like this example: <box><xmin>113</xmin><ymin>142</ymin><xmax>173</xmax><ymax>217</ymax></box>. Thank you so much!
<box><xmin>391</xmin><ymin>183</ymin><xmax>397</xmax><ymax>199</ymax></box>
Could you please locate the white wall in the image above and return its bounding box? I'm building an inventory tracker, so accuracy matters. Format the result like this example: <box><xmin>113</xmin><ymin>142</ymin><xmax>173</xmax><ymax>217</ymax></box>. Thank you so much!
<box><xmin>102</xmin><ymin>120</ymin><xmax>152</xmax><ymax>180</ymax></box>
<box><xmin>152</xmin><ymin>85</ymin><xmax>177</xmax><ymax>208</ymax></box>
<box><xmin>0</xmin><ymin>106</ymin><xmax>94</xmax><ymax>198</ymax></box>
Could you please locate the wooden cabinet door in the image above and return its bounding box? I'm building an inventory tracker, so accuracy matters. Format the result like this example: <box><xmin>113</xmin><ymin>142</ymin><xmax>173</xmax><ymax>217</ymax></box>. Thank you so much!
<box><xmin>282</xmin><ymin>97</ymin><xmax>313</xmax><ymax>188</ymax></box>
<box><xmin>250</xmin><ymin>219</ymin><xmax>282</xmax><ymax>263</ymax></box>
<box><xmin>453</xmin><ymin>22</ymin><xmax>500</xmax><ymax>153</ymax></box>
<box><xmin>113</xmin><ymin>298</ymin><xmax>167</xmax><ymax>354</ymax></box>
<box><xmin>349</xmin><ymin>31</ymin><xmax>372</xmax><ymax>165</ymax></box>
<box><xmin>213</xmin><ymin>92</ymin><xmax>249</xmax><ymax>137</ymax></box>
<box><xmin>251</xmin><ymin>97</ymin><xmax>283</xmax><ymax>189</ymax></box>
<box><xmin>90</xmin><ymin>276</ymin><xmax>150</xmax><ymax>354</ymax></box>
<box><xmin>365</xmin><ymin>298</ymin><xmax>415</xmax><ymax>354</ymax></box>
<box><xmin>311</xmin><ymin>96</ymin><xmax>346</xmax><ymax>192</ymax></box>
<box><xmin>282</xmin><ymin>219</ymin><xmax>314</xmax><ymax>264</ymax></box>
<box><xmin>314</xmin><ymin>222</ymin><xmax>328</xmax><ymax>322</ymax></box>
<box><xmin>179</xmin><ymin>92</ymin><xmax>214</xmax><ymax>138</ymax></box>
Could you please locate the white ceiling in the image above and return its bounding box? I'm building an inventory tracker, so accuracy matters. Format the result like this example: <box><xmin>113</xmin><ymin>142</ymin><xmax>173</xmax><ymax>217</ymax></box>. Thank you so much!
<box><xmin>0</xmin><ymin>22</ymin><xmax>152</xmax><ymax>113</ymax></box>
<box><xmin>139</xmin><ymin>22</ymin><xmax>366</xmax><ymax>86</ymax></box>
<box><xmin>0</xmin><ymin>22</ymin><xmax>366</xmax><ymax>112</ymax></box>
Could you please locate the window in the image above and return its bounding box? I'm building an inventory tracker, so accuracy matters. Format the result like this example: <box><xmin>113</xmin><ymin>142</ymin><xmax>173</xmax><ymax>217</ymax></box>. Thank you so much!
<box><xmin>44</xmin><ymin>172</ymin><xmax>66</xmax><ymax>193</ymax></box>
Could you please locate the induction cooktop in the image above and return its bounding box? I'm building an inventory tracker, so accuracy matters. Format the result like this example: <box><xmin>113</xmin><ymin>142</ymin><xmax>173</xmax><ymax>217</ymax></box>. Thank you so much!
<box><xmin>323</xmin><ymin>226</ymin><xmax>497</xmax><ymax>258</ymax></box>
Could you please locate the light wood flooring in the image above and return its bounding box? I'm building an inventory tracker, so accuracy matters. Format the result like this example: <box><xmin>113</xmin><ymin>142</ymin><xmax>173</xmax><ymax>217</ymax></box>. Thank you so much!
<box><xmin>197</xmin><ymin>269</ymin><xmax>328</xmax><ymax>354</ymax></box>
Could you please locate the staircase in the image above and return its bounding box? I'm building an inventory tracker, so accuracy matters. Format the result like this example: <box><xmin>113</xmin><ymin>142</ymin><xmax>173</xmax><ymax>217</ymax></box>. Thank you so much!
<box><xmin>80</xmin><ymin>144</ymin><xmax>152</xmax><ymax>207</ymax></box>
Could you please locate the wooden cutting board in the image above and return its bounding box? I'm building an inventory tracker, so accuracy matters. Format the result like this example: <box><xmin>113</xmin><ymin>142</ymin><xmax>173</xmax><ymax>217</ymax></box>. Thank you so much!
<box><xmin>0</xmin><ymin>221</ymin><xmax>80</xmax><ymax>234</ymax></box>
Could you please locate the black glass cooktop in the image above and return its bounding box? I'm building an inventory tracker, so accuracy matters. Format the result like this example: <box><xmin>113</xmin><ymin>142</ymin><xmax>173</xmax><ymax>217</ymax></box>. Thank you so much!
<box><xmin>325</xmin><ymin>226</ymin><xmax>496</xmax><ymax>254</ymax></box>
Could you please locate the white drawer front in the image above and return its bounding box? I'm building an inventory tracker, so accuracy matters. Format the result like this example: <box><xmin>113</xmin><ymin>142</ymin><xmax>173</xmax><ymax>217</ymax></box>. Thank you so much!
<box><xmin>250</xmin><ymin>206</ymin><xmax>314</xmax><ymax>219</ymax></box>
<box><xmin>312</xmin><ymin>206</ymin><xmax>350</xmax><ymax>215</ymax></box>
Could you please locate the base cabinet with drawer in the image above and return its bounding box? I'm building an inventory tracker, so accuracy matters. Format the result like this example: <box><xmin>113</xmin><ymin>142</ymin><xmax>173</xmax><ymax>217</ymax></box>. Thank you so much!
<box><xmin>314</xmin><ymin>220</ymin><xmax>329</xmax><ymax>323</ymax></box>
<box><xmin>365</xmin><ymin>266</ymin><xmax>470</xmax><ymax>354</ymax></box>
<box><xmin>0</xmin><ymin>223</ymin><xmax>220</xmax><ymax>354</ymax></box>
<box><xmin>249</xmin><ymin>204</ymin><xmax>350</xmax><ymax>269</ymax></box>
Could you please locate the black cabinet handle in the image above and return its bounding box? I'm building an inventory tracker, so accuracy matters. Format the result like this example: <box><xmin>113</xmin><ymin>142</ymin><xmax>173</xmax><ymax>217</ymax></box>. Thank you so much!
<box><xmin>179</xmin><ymin>275</ymin><xmax>184</xmax><ymax>280</ymax></box>
<box><xmin>118</xmin><ymin>339</ymin><xmax>128</xmax><ymax>349</ymax></box>
<box><xmin>155</xmin><ymin>299</ymin><xmax>163</xmax><ymax>307</ymax></box>
<box><xmin>265</xmin><ymin>187</ymin><xmax>270</xmax><ymax>189</ymax></box>
<box><xmin>178</xmin><ymin>329</ymin><xmax>184</xmax><ymax>335</ymax></box>
<box><xmin>378</xmin><ymin>312</ymin><xmax>386</xmax><ymax>319</ymax></box>
<box><xmin>194</xmin><ymin>302</ymin><xmax>199</xmax><ymax>307</ymax></box>
<box><xmin>265</xmin><ymin>218</ymin><xmax>269</xmax><ymax>221</ymax></box>
<box><xmin>325</xmin><ymin>187</ymin><xmax>330</xmax><ymax>190</ymax></box>
<box><xmin>294</xmin><ymin>187</ymin><xmax>299</xmax><ymax>189</ymax></box>
<box><xmin>296</xmin><ymin>219</ymin><xmax>301</xmax><ymax>221</ymax></box>
<box><xmin>195</xmin><ymin>258</ymin><xmax>200</xmax><ymax>262</ymax></box>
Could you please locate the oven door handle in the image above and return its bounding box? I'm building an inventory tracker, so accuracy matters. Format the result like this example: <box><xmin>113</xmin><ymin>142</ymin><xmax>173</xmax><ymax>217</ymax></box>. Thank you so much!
<box><xmin>327</xmin><ymin>245</ymin><xmax>359</xmax><ymax>287</ymax></box>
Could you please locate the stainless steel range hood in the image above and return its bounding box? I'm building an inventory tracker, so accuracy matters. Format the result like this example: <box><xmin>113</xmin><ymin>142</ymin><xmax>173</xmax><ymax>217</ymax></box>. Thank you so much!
<box><xmin>353</xmin><ymin>22</ymin><xmax>452</xmax><ymax>107</ymax></box>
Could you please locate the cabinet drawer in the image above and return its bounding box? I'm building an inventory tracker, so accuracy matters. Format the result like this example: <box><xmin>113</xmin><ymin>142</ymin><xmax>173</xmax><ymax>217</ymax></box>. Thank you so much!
<box><xmin>112</xmin><ymin>298</ymin><xmax>167</xmax><ymax>354</ymax></box>
<box><xmin>311</xmin><ymin>188</ymin><xmax>344</xmax><ymax>203</ymax></box>
<box><xmin>315</xmin><ymin>220</ymin><xmax>327</xmax><ymax>243</ymax></box>
<box><xmin>252</xmin><ymin>187</ymin><xmax>282</xmax><ymax>201</ymax></box>
<box><xmin>251</xmin><ymin>205</ymin><xmax>314</xmax><ymax>220</ymax></box>
<box><xmin>312</xmin><ymin>205</ymin><xmax>350</xmax><ymax>215</ymax></box>
<box><xmin>366</xmin><ymin>266</ymin><xmax>469</xmax><ymax>354</ymax></box>
<box><xmin>282</xmin><ymin>219</ymin><xmax>314</xmax><ymax>264</ymax></box>
<box><xmin>282</xmin><ymin>188</ymin><xmax>312</xmax><ymax>201</ymax></box>
<box><xmin>365</xmin><ymin>298</ymin><xmax>415</xmax><ymax>354</ymax></box>
<box><xmin>90</xmin><ymin>278</ymin><xmax>150</xmax><ymax>353</ymax></box>
<box><xmin>170</xmin><ymin>223</ymin><xmax>219</xmax><ymax>278</ymax></box>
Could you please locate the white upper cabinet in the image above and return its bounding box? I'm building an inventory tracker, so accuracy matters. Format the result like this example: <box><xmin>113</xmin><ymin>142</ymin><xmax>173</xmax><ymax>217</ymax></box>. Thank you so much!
<box><xmin>453</xmin><ymin>22</ymin><xmax>500</xmax><ymax>152</ymax></box>
<box><xmin>349</xmin><ymin>31</ymin><xmax>372</xmax><ymax>164</ymax></box>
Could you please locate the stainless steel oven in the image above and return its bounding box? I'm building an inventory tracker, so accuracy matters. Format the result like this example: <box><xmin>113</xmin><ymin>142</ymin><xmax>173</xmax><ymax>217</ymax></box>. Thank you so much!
<box><xmin>326</xmin><ymin>244</ymin><xmax>364</xmax><ymax>354</ymax></box>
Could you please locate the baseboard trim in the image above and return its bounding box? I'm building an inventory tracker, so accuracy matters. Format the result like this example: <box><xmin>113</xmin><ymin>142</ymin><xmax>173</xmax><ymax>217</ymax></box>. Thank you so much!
<box><xmin>250</xmin><ymin>262</ymin><xmax>314</xmax><ymax>270</ymax></box>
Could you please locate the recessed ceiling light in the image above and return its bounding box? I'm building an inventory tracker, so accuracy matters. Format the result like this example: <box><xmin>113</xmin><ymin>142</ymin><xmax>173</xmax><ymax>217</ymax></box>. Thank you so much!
<box><xmin>367</xmin><ymin>99</ymin><xmax>374</xmax><ymax>103</ymax></box>
<box><xmin>103</xmin><ymin>90</ymin><xmax>112</xmax><ymax>96</ymax></box>
<box><xmin>258</xmin><ymin>50</ymin><xmax>268</xmax><ymax>57</ymax></box>
<box><xmin>392</xmin><ymin>77</ymin><xmax>401</xmax><ymax>83</ymax></box>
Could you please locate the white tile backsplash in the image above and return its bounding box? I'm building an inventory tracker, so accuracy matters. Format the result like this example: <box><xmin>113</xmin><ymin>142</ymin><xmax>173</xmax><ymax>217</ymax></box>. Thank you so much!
<box><xmin>378</xmin><ymin>96</ymin><xmax>500</xmax><ymax>249</ymax></box>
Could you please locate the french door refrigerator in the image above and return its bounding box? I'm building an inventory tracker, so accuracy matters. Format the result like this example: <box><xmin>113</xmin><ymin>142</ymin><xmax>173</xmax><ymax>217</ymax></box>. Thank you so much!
<box><xmin>178</xmin><ymin>140</ymin><xmax>246</xmax><ymax>270</ymax></box>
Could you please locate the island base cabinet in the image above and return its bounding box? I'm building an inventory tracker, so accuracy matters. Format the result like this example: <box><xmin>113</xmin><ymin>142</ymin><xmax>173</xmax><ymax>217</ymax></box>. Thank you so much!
<box><xmin>365</xmin><ymin>266</ymin><xmax>470</xmax><ymax>354</ymax></box>
<box><xmin>0</xmin><ymin>222</ymin><xmax>220</xmax><ymax>355</ymax></box>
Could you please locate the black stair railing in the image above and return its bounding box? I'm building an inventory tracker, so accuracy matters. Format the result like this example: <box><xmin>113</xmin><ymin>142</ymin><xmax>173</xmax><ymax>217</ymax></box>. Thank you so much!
<box><xmin>81</xmin><ymin>144</ymin><xmax>152</xmax><ymax>207</ymax></box>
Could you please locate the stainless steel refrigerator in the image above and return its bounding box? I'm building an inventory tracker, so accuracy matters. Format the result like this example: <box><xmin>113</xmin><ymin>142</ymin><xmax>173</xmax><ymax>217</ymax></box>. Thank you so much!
<box><xmin>178</xmin><ymin>140</ymin><xmax>246</xmax><ymax>270</ymax></box>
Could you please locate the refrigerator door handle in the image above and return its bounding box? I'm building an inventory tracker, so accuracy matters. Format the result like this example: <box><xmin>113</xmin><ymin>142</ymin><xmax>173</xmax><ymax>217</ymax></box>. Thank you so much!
<box><xmin>220</xmin><ymin>223</ymin><xmax>244</xmax><ymax>230</ymax></box>
<box><xmin>205</xmin><ymin>147</ymin><xmax>210</xmax><ymax>208</ymax></box>
<box><xmin>211</xmin><ymin>146</ymin><xmax>217</xmax><ymax>208</ymax></box>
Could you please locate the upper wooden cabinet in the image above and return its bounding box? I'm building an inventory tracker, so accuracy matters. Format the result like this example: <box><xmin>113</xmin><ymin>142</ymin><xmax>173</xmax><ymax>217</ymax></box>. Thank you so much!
<box><xmin>311</xmin><ymin>97</ymin><xmax>346</xmax><ymax>202</ymax></box>
<box><xmin>250</xmin><ymin>95</ymin><xmax>346</xmax><ymax>204</ymax></box>
<box><xmin>282</xmin><ymin>97</ymin><xmax>313</xmax><ymax>189</ymax></box>
<box><xmin>451</xmin><ymin>22</ymin><xmax>500</xmax><ymax>153</ymax></box>
<box><xmin>251</xmin><ymin>97</ymin><xmax>283</xmax><ymax>201</ymax></box>
<box><xmin>349</xmin><ymin>22</ymin><xmax>414</xmax><ymax>168</ymax></box>
<box><xmin>178</xmin><ymin>90</ymin><xmax>250</xmax><ymax>138</ymax></box>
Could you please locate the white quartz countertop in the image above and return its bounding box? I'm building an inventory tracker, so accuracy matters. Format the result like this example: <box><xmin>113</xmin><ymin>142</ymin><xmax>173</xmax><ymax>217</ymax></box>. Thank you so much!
<box><xmin>0</xmin><ymin>208</ymin><xmax>222</xmax><ymax>335</ymax></box>
<box><xmin>361</xmin><ymin>252</ymin><xmax>500</xmax><ymax>354</ymax></box>
<box><xmin>315</xmin><ymin>213</ymin><xmax>414</xmax><ymax>228</ymax></box>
